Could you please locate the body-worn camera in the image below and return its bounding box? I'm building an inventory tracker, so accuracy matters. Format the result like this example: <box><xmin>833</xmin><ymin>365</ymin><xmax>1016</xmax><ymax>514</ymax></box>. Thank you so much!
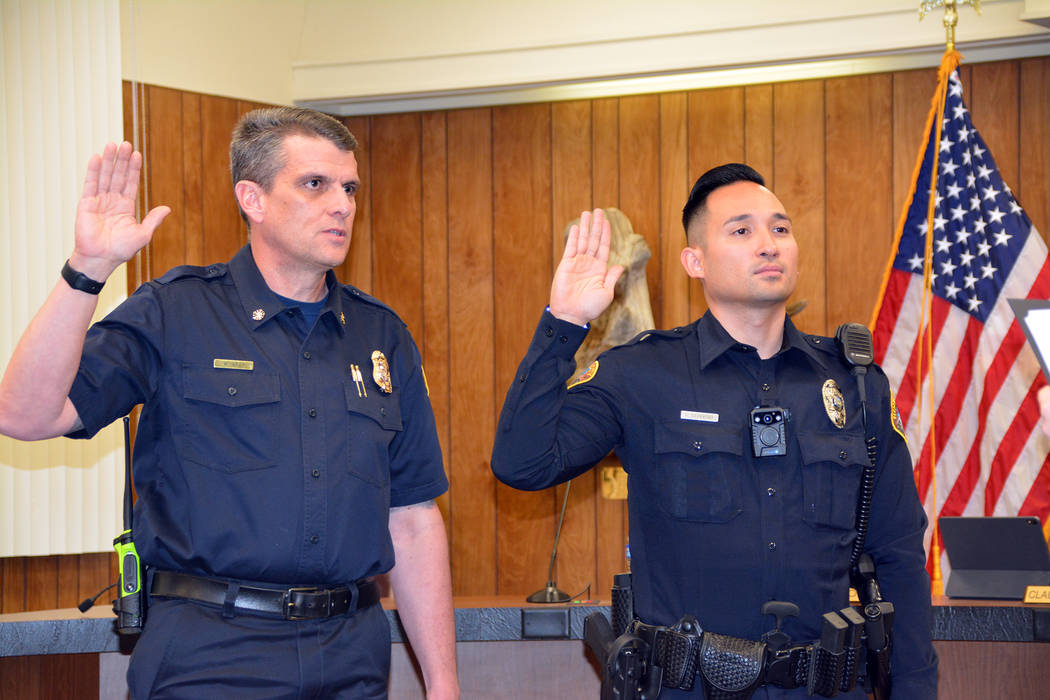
<box><xmin>751</xmin><ymin>406</ymin><xmax>789</xmax><ymax>457</ymax></box>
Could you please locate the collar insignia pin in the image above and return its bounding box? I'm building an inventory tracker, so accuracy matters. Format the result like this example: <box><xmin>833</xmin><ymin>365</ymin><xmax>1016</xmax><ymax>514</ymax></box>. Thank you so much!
<box><xmin>251</xmin><ymin>308</ymin><xmax>265</xmax><ymax>321</ymax></box>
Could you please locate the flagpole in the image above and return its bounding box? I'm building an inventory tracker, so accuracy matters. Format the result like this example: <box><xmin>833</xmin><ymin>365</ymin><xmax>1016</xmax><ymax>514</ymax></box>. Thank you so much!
<box><xmin>916</xmin><ymin>0</ymin><xmax>980</xmax><ymax>595</ymax></box>
<box><xmin>918</xmin><ymin>52</ymin><xmax>957</xmax><ymax>596</ymax></box>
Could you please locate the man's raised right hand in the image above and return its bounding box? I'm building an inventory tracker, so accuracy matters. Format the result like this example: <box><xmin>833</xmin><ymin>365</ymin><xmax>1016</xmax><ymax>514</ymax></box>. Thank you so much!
<box><xmin>549</xmin><ymin>208</ymin><xmax>624</xmax><ymax>327</ymax></box>
<box><xmin>69</xmin><ymin>141</ymin><xmax>170</xmax><ymax>282</ymax></box>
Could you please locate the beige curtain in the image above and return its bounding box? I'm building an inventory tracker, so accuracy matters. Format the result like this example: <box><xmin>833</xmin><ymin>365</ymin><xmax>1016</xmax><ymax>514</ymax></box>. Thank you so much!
<box><xmin>0</xmin><ymin>0</ymin><xmax>125</xmax><ymax>556</ymax></box>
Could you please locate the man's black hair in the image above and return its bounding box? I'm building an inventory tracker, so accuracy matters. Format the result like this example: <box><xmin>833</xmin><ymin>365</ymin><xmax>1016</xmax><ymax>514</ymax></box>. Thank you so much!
<box><xmin>681</xmin><ymin>163</ymin><xmax>766</xmax><ymax>237</ymax></box>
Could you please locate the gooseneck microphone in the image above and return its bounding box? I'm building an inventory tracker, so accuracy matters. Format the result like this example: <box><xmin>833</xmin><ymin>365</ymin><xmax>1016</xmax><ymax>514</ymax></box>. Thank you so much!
<box><xmin>526</xmin><ymin>480</ymin><xmax>573</xmax><ymax>604</ymax></box>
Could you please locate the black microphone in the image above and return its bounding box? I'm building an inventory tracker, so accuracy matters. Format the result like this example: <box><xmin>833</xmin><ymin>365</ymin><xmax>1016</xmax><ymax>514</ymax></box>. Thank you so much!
<box><xmin>526</xmin><ymin>480</ymin><xmax>573</xmax><ymax>604</ymax></box>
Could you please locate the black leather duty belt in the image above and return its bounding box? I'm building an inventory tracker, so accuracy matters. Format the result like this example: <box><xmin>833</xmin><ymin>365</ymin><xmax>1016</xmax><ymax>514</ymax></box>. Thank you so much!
<box><xmin>151</xmin><ymin>570</ymin><xmax>381</xmax><ymax>621</ymax></box>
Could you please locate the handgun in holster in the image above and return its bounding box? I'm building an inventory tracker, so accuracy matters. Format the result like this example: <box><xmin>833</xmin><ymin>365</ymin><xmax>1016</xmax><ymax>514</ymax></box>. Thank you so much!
<box><xmin>585</xmin><ymin>573</ymin><xmax>663</xmax><ymax>700</ymax></box>
<box><xmin>113</xmin><ymin>415</ymin><xmax>146</xmax><ymax>634</ymax></box>
<box><xmin>585</xmin><ymin>613</ymin><xmax>664</xmax><ymax>700</ymax></box>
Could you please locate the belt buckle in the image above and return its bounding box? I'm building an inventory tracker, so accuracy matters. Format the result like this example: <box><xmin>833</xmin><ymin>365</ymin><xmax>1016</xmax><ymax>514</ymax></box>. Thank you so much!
<box><xmin>283</xmin><ymin>586</ymin><xmax>328</xmax><ymax>620</ymax></box>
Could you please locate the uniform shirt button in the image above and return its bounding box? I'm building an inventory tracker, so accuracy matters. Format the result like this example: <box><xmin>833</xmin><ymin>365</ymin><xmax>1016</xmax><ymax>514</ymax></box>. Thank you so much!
<box><xmin>559</xmin><ymin>335</ymin><xmax>568</xmax><ymax>343</ymax></box>
<box><xmin>310</xmin><ymin>535</ymin><xmax>319</xmax><ymax>544</ymax></box>
<box><xmin>693</xmin><ymin>441</ymin><xmax>703</xmax><ymax>451</ymax></box>
<box><xmin>380</xmin><ymin>407</ymin><xmax>386</xmax><ymax>416</ymax></box>
<box><xmin>839</xmin><ymin>450</ymin><xmax>848</xmax><ymax>460</ymax></box>
<box><xmin>308</xmin><ymin>408</ymin><xmax>317</xmax><ymax>418</ymax></box>
<box><xmin>227</xmin><ymin>386</ymin><xmax>237</xmax><ymax>396</ymax></box>
<box><xmin>519</xmin><ymin>374</ymin><xmax>527</xmax><ymax>383</ymax></box>
<box><xmin>768</xmin><ymin>541</ymin><xmax>777</xmax><ymax>551</ymax></box>
<box><xmin>544</xmin><ymin>327</ymin><xmax>554</xmax><ymax>337</ymax></box>
<box><xmin>303</xmin><ymin>351</ymin><xmax>311</xmax><ymax>360</ymax></box>
<box><xmin>762</xmin><ymin>383</ymin><xmax>771</xmax><ymax>392</ymax></box>
<box><xmin>767</xmin><ymin>487</ymin><xmax>776</xmax><ymax>497</ymax></box>
<box><xmin>311</xmin><ymin>469</ymin><xmax>321</xmax><ymax>478</ymax></box>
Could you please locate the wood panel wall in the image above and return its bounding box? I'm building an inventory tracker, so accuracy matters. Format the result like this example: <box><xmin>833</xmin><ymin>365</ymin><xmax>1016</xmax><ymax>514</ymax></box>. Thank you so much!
<box><xmin>3</xmin><ymin>57</ymin><xmax>1049</xmax><ymax>612</ymax></box>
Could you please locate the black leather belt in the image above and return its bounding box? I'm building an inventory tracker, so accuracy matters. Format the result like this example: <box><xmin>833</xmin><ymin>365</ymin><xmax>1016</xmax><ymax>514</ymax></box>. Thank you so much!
<box><xmin>151</xmin><ymin>570</ymin><xmax>380</xmax><ymax>620</ymax></box>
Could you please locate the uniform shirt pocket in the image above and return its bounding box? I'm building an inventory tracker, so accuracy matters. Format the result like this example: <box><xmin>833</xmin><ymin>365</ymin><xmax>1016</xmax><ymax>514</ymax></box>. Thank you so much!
<box><xmin>797</xmin><ymin>430</ymin><xmax>868</xmax><ymax>530</ymax></box>
<box><xmin>653</xmin><ymin>421</ymin><xmax>743</xmax><ymax>523</ymax></box>
<box><xmin>178</xmin><ymin>365</ymin><xmax>281</xmax><ymax>473</ymax></box>
<box><xmin>343</xmin><ymin>380</ymin><xmax>403</xmax><ymax>487</ymax></box>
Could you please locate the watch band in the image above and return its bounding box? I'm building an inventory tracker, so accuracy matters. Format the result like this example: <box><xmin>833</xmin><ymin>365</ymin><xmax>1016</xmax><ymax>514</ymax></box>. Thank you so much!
<box><xmin>61</xmin><ymin>259</ymin><xmax>105</xmax><ymax>295</ymax></box>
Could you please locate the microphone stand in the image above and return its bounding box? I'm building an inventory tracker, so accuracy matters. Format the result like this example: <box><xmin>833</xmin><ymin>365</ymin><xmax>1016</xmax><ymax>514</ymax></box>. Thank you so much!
<box><xmin>526</xmin><ymin>480</ymin><xmax>573</xmax><ymax>604</ymax></box>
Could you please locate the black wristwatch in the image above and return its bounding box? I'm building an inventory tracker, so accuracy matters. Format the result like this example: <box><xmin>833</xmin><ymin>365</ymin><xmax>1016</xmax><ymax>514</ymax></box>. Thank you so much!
<box><xmin>61</xmin><ymin>259</ymin><xmax>105</xmax><ymax>294</ymax></box>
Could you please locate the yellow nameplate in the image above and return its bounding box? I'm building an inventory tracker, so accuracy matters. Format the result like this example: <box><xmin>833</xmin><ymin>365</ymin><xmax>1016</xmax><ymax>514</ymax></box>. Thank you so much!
<box><xmin>213</xmin><ymin>358</ymin><xmax>254</xmax><ymax>371</ymax></box>
<box><xmin>1023</xmin><ymin>585</ymin><xmax>1050</xmax><ymax>604</ymax></box>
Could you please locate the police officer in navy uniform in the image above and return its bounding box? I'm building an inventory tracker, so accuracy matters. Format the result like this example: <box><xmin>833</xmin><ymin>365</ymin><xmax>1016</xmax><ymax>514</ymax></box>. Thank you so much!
<box><xmin>0</xmin><ymin>108</ymin><xmax>459</xmax><ymax>699</ymax></box>
<box><xmin>492</xmin><ymin>164</ymin><xmax>937</xmax><ymax>698</ymax></box>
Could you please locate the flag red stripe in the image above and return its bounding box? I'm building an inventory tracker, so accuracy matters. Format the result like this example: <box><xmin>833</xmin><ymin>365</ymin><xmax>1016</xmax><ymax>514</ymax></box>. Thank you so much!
<box><xmin>894</xmin><ymin>296</ymin><xmax>951</xmax><ymax>428</ymax></box>
<box><xmin>939</xmin><ymin>260</ymin><xmax>1050</xmax><ymax>516</ymax></box>
<box><xmin>939</xmin><ymin>321</ymin><xmax>1028</xmax><ymax>516</ymax></box>
<box><xmin>911</xmin><ymin>313</ymin><xmax>981</xmax><ymax>503</ymax></box>
<box><xmin>873</xmin><ymin>268</ymin><xmax>914</xmax><ymax>365</ymax></box>
<box><xmin>1019</xmin><ymin>450</ymin><xmax>1050</xmax><ymax>524</ymax></box>
<box><xmin>985</xmin><ymin>380</ymin><xmax>1044</xmax><ymax>513</ymax></box>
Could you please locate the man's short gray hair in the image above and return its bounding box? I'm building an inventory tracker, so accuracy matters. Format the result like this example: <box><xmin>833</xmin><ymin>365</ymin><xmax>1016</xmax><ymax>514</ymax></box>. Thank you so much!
<box><xmin>230</xmin><ymin>107</ymin><xmax>357</xmax><ymax>223</ymax></box>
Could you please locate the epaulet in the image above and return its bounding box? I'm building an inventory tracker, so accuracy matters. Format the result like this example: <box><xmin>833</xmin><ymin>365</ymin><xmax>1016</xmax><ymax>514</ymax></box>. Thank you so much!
<box><xmin>623</xmin><ymin>326</ymin><xmax>690</xmax><ymax>347</ymax></box>
<box><xmin>149</xmin><ymin>263</ymin><xmax>227</xmax><ymax>286</ymax></box>
<box><xmin>341</xmin><ymin>284</ymin><xmax>405</xmax><ymax>324</ymax></box>
<box><xmin>802</xmin><ymin>332</ymin><xmax>886</xmax><ymax>377</ymax></box>
<box><xmin>802</xmin><ymin>333</ymin><xmax>838</xmax><ymax>356</ymax></box>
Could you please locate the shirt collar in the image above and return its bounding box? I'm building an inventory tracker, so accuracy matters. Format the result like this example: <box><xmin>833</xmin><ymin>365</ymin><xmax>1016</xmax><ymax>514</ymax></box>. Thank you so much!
<box><xmin>695</xmin><ymin>311</ymin><xmax>827</xmax><ymax>371</ymax></box>
<box><xmin>228</xmin><ymin>244</ymin><xmax>347</xmax><ymax>336</ymax></box>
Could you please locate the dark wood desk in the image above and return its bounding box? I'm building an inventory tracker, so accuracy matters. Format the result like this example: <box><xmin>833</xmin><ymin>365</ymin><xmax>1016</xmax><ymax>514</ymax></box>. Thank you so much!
<box><xmin>2</xmin><ymin>596</ymin><xmax>1048</xmax><ymax>699</ymax></box>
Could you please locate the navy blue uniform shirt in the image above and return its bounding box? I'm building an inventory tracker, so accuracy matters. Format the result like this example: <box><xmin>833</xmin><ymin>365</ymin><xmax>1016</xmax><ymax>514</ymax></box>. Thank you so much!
<box><xmin>492</xmin><ymin>310</ymin><xmax>937</xmax><ymax>699</ymax></box>
<box><xmin>68</xmin><ymin>244</ymin><xmax>448</xmax><ymax>586</ymax></box>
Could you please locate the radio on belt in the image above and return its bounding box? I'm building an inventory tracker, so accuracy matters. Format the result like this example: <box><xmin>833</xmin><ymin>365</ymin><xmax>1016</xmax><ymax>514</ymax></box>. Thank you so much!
<box><xmin>751</xmin><ymin>406</ymin><xmax>790</xmax><ymax>457</ymax></box>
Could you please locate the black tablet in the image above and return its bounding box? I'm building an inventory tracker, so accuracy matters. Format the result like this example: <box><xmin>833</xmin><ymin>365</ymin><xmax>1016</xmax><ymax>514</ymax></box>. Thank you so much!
<box><xmin>939</xmin><ymin>515</ymin><xmax>1050</xmax><ymax>599</ymax></box>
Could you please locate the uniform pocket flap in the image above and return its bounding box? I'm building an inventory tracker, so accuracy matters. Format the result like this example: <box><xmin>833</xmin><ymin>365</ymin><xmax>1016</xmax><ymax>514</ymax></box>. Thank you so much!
<box><xmin>183</xmin><ymin>365</ymin><xmax>280</xmax><ymax>407</ymax></box>
<box><xmin>344</xmin><ymin>382</ymin><xmax>403</xmax><ymax>431</ymax></box>
<box><xmin>797</xmin><ymin>431</ymin><xmax>868</xmax><ymax>467</ymax></box>
<box><xmin>653</xmin><ymin>421</ymin><xmax>742</xmax><ymax>457</ymax></box>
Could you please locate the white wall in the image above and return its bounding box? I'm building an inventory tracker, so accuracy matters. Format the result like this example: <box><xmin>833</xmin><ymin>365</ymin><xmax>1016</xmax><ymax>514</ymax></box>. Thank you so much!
<box><xmin>119</xmin><ymin>0</ymin><xmax>305</xmax><ymax>106</ymax></box>
<box><xmin>119</xmin><ymin>0</ymin><xmax>1050</xmax><ymax>113</ymax></box>
<box><xmin>1</xmin><ymin>0</ymin><xmax>125</xmax><ymax>557</ymax></box>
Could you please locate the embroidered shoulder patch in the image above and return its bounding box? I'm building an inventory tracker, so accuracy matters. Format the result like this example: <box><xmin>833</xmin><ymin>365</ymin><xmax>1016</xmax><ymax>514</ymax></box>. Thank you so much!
<box><xmin>568</xmin><ymin>360</ymin><xmax>599</xmax><ymax>389</ymax></box>
<box><xmin>890</xmin><ymin>392</ymin><xmax>907</xmax><ymax>444</ymax></box>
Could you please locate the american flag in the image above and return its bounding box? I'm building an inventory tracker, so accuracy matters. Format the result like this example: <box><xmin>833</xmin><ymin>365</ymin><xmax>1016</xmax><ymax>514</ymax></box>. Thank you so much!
<box><xmin>871</xmin><ymin>51</ymin><xmax>1050</xmax><ymax>580</ymax></box>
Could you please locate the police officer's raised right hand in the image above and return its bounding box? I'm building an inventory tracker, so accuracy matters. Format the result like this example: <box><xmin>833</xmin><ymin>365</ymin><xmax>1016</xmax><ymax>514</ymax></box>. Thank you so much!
<box><xmin>549</xmin><ymin>208</ymin><xmax>624</xmax><ymax>327</ymax></box>
<box><xmin>69</xmin><ymin>141</ymin><xmax>170</xmax><ymax>282</ymax></box>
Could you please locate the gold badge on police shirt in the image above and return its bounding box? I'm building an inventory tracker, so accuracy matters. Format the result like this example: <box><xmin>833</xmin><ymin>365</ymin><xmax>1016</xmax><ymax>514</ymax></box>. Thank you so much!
<box><xmin>251</xmin><ymin>308</ymin><xmax>265</xmax><ymax>321</ymax></box>
<box><xmin>822</xmin><ymin>379</ymin><xmax>846</xmax><ymax>429</ymax></box>
<box><xmin>371</xmin><ymin>350</ymin><xmax>392</xmax><ymax>393</ymax></box>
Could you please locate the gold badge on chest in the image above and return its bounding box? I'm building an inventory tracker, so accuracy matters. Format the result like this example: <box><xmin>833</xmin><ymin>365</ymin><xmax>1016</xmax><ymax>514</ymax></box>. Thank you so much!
<box><xmin>822</xmin><ymin>379</ymin><xmax>846</xmax><ymax>429</ymax></box>
<box><xmin>371</xmin><ymin>350</ymin><xmax>392</xmax><ymax>394</ymax></box>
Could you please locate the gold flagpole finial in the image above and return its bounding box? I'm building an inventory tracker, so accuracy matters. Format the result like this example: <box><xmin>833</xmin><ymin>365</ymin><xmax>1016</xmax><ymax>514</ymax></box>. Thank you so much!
<box><xmin>919</xmin><ymin>0</ymin><xmax>982</xmax><ymax>52</ymax></box>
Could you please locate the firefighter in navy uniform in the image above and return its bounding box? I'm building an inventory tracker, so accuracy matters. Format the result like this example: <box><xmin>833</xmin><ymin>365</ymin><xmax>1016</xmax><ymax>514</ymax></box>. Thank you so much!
<box><xmin>0</xmin><ymin>109</ymin><xmax>459</xmax><ymax>699</ymax></box>
<box><xmin>492</xmin><ymin>164</ymin><xmax>937</xmax><ymax>698</ymax></box>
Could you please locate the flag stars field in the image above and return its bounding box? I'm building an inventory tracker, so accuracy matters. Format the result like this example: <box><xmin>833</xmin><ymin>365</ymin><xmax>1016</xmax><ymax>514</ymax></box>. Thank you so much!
<box><xmin>872</xmin><ymin>53</ymin><xmax>1050</xmax><ymax>582</ymax></box>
